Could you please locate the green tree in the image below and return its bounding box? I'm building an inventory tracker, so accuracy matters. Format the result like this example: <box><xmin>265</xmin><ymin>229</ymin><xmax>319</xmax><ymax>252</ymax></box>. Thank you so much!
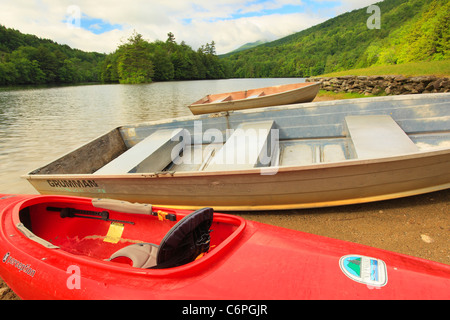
<box><xmin>58</xmin><ymin>58</ymin><xmax>81</xmax><ymax>83</ymax></box>
<box><xmin>152</xmin><ymin>43</ymin><xmax>174</xmax><ymax>81</ymax></box>
<box><xmin>0</xmin><ymin>62</ymin><xmax>18</xmax><ymax>85</ymax></box>
<box><xmin>117</xmin><ymin>32</ymin><xmax>154</xmax><ymax>84</ymax></box>
<box><xmin>100</xmin><ymin>53</ymin><xmax>120</xmax><ymax>83</ymax></box>
<box><xmin>35</xmin><ymin>45</ymin><xmax>59</xmax><ymax>83</ymax></box>
<box><xmin>0</xmin><ymin>25</ymin><xmax>105</xmax><ymax>85</ymax></box>
<box><xmin>97</xmin><ymin>31</ymin><xmax>228</xmax><ymax>84</ymax></box>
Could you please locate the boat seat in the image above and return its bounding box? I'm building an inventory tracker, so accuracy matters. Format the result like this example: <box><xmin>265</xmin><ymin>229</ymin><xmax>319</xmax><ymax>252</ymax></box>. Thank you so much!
<box><xmin>280</xmin><ymin>143</ymin><xmax>347</xmax><ymax>166</ymax></box>
<box><xmin>94</xmin><ymin>128</ymin><xmax>186</xmax><ymax>174</ymax></box>
<box><xmin>205</xmin><ymin>120</ymin><xmax>276</xmax><ymax>171</ymax></box>
<box><xmin>280</xmin><ymin>144</ymin><xmax>313</xmax><ymax>166</ymax></box>
<box><xmin>213</xmin><ymin>95</ymin><xmax>232</xmax><ymax>103</ymax></box>
<box><xmin>323</xmin><ymin>144</ymin><xmax>346</xmax><ymax>162</ymax></box>
<box><xmin>345</xmin><ymin>115</ymin><xmax>419</xmax><ymax>159</ymax></box>
<box><xmin>107</xmin><ymin>208</ymin><xmax>213</xmax><ymax>269</ymax></box>
<box><xmin>109</xmin><ymin>243</ymin><xmax>159</xmax><ymax>268</ymax></box>
<box><xmin>246</xmin><ymin>91</ymin><xmax>265</xmax><ymax>99</ymax></box>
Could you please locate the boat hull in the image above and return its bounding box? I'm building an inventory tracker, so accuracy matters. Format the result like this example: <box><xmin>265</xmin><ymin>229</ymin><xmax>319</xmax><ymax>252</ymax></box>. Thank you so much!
<box><xmin>26</xmin><ymin>149</ymin><xmax>450</xmax><ymax>211</ymax></box>
<box><xmin>188</xmin><ymin>82</ymin><xmax>320</xmax><ymax>115</ymax></box>
<box><xmin>1</xmin><ymin>194</ymin><xmax>449</xmax><ymax>300</ymax></box>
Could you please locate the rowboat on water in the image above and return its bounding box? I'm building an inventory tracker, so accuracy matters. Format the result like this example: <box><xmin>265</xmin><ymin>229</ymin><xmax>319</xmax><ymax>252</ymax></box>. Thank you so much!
<box><xmin>188</xmin><ymin>82</ymin><xmax>320</xmax><ymax>115</ymax></box>
<box><xmin>1</xmin><ymin>194</ymin><xmax>449</xmax><ymax>300</ymax></box>
<box><xmin>23</xmin><ymin>93</ymin><xmax>450</xmax><ymax>211</ymax></box>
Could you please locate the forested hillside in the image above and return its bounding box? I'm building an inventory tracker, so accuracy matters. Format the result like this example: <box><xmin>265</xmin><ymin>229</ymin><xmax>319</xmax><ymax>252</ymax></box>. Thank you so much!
<box><xmin>0</xmin><ymin>25</ymin><xmax>229</xmax><ymax>86</ymax></box>
<box><xmin>2</xmin><ymin>0</ymin><xmax>448</xmax><ymax>85</ymax></box>
<box><xmin>223</xmin><ymin>0</ymin><xmax>450</xmax><ymax>78</ymax></box>
<box><xmin>0</xmin><ymin>25</ymin><xmax>105</xmax><ymax>85</ymax></box>
<box><xmin>100</xmin><ymin>32</ymin><xmax>230</xmax><ymax>84</ymax></box>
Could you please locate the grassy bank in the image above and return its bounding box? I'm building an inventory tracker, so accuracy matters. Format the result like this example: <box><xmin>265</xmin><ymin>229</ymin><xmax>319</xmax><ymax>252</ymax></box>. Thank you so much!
<box><xmin>320</xmin><ymin>60</ymin><xmax>450</xmax><ymax>78</ymax></box>
<box><xmin>314</xmin><ymin>90</ymin><xmax>376</xmax><ymax>101</ymax></box>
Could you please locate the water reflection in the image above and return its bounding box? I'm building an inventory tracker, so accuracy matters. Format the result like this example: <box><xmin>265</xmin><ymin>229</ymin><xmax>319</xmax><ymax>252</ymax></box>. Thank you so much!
<box><xmin>0</xmin><ymin>78</ymin><xmax>304</xmax><ymax>194</ymax></box>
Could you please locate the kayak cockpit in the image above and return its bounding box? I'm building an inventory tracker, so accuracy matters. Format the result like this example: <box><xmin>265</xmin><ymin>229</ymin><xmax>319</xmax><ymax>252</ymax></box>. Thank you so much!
<box><xmin>14</xmin><ymin>196</ymin><xmax>245</xmax><ymax>270</ymax></box>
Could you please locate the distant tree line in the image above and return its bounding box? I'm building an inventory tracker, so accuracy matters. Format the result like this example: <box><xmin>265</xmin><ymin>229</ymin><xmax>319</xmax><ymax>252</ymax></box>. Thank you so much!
<box><xmin>100</xmin><ymin>32</ymin><xmax>231</xmax><ymax>84</ymax></box>
<box><xmin>0</xmin><ymin>25</ymin><xmax>105</xmax><ymax>85</ymax></box>
<box><xmin>0</xmin><ymin>25</ymin><xmax>231</xmax><ymax>86</ymax></box>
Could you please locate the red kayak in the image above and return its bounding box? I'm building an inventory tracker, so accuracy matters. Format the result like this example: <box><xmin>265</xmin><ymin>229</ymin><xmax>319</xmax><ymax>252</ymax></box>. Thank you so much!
<box><xmin>1</xmin><ymin>194</ymin><xmax>449</xmax><ymax>300</ymax></box>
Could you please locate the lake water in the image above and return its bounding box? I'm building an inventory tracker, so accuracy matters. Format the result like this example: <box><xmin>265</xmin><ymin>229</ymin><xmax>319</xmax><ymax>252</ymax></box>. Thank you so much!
<box><xmin>0</xmin><ymin>78</ymin><xmax>305</xmax><ymax>194</ymax></box>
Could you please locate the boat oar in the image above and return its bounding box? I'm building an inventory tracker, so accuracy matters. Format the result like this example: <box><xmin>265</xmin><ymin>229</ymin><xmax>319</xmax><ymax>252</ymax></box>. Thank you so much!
<box><xmin>47</xmin><ymin>207</ymin><xmax>135</xmax><ymax>225</ymax></box>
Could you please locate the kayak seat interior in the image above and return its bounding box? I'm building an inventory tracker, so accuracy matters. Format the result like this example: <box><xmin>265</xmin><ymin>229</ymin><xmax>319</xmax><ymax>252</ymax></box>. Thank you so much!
<box><xmin>108</xmin><ymin>243</ymin><xmax>159</xmax><ymax>268</ymax></box>
<box><xmin>16</xmin><ymin>198</ymin><xmax>243</xmax><ymax>269</ymax></box>
<box><xmin>107</xmin><ymin>207</ymin><xmax>213</xmax><ymax>269</ymax></box>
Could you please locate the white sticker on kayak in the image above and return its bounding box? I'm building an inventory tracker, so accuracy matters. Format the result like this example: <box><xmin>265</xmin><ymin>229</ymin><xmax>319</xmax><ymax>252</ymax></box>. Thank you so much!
<box><xmin>339</xmin><ymin>255</ymin><xmax>388</xmax><ymax>287</ymax></box>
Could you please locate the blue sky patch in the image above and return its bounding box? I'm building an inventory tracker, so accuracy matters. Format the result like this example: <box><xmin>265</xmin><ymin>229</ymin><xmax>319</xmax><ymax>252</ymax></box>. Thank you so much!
<box><xmin>182</xmin><ymin>18</ymin><xmax>193</xmax><ymax>25</ymax></box>
<box><xmin>231</xmin><ymin>4</ymin><xmax>305</xmax><ymax>19</ymax></box>
<box><xmin>80</xmin><ymin>15</ymin><xmax>123</xmax><ymax>34</ymax></box>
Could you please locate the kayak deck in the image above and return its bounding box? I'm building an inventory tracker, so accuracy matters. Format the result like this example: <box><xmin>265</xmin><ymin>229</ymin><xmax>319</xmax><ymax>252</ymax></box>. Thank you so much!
<box><xmin>2</xmin><ymin>194</ymin><xmax>450</xmax><ymax>299</ymax></box>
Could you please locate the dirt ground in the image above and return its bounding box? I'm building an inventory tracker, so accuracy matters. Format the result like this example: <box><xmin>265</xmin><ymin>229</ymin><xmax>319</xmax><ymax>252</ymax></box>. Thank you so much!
<box><xmin>236</xmin><ymin>189</ymin><xmax>449</xmax><ymax>266</ymax></box>
<box><xmin>0</xmin><ymin>280</ymin><xmax>19</xmax><ymax>300</ymax></box>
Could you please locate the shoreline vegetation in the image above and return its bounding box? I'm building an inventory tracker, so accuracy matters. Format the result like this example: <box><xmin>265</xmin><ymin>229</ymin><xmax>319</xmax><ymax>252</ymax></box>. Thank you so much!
<box><xmin>1</xmin><ymin>0</ymin><xmax>449</xmax><ymax>87</ymax></box>
<box><xmin>0</xmin><ymin>26</ymin><xmax>230</xmax><ymax>86</ymax></box>
<box><xmin>100</xmin><ymin>32</ymin><xmax>229</xmax><ymax>84</ymax></box>
<box><xmin>320</xmin><ymin>60</ymin><xmax>450</xmax><ymax>78</ymax></box>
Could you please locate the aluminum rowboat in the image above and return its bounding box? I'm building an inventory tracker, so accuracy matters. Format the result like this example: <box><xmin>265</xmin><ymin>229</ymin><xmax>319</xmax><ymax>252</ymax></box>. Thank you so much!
<box><xmin>23</xmin><ymin>93</ymin><xmax>450</xmax><ymax>211</ymax></box>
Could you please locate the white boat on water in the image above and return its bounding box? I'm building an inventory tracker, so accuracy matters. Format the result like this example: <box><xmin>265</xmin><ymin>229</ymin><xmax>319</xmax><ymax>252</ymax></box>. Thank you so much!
<box><xmin>24</xmin><ymin>93</ymin><xmax>450</xmax><ymax>211</ymax></box>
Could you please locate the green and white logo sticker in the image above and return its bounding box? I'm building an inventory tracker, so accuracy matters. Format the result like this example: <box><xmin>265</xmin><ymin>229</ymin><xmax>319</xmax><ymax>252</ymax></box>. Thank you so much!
<box><xmin>339</xmin><ymin>255</ymin><xmax>388</xmax><ymax>287</ymax></box>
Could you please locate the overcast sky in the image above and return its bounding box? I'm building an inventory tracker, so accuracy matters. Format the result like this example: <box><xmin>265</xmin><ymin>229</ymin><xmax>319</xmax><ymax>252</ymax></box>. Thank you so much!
<box><xmin>0</xmin><ymin>0</ymin><xmax>380</xmax><ymax>54</ymax></box>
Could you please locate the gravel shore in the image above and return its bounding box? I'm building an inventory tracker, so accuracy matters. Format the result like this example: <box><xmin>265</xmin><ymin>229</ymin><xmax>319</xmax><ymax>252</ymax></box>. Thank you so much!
<box><xmin>236</xmin><ymin>189</ymin><xmax>449</xmax><ymax>266</ymax></box>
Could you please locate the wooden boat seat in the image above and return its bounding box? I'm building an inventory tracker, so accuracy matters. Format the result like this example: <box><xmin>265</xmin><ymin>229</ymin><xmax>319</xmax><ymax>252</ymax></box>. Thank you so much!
<box><xmin>94</xmin><ymin>128</ymin><xmax>186</xmax><ymax>174</ymax></box>
<box><xmin>107</xmin><ymin>208</ymin><xmax>213</xmax><ymax>269</ymax></box>
<box><xmin>205</xmin><ymin>121</ymin><xmax>276</xmax><ymax>171</ymax></box>
<box><xmin>345</xmin><ymin>115</ymin><xmax>419</xmax><ymax>159</ymax></box>
<box><xmin>246</xmin><ymin>91</ymin><xmax>265</xmax><ymax>99</ymax></box>
<box><xmin>213</xmin><ymin>95</ymin><xmax>232</xmax><ymax>103</ymax></box>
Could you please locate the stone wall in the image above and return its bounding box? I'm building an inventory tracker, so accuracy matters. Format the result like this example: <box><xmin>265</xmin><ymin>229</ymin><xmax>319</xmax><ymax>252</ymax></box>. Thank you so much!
<box><xmin>308</xmin><ymin>75</ymin><xmax>450</xmax><ymax>96</ymax></box>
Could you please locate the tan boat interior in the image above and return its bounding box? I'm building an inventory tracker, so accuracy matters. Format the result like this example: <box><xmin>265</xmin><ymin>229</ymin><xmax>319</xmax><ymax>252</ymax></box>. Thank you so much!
<box><xmin>89</xmin><ymin>114</ymin><xmax>448</xmax><ymax>175</ymax></box>
<box><xmin>192</xmin><ymin>83</ymin><xmax>310</xmax><ymax>105</ymax></box>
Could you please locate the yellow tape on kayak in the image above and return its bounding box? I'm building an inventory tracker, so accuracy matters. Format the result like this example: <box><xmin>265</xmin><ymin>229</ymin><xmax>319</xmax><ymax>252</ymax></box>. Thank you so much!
<box><xmin>157</xmin><ymin>210</ymin><xmax>168</xmax><ymax>221</ymax></box>
<box><xmin>104</xmin><ymin>222</ymin><xmax>125</xmax><ymax>243</ymax></box>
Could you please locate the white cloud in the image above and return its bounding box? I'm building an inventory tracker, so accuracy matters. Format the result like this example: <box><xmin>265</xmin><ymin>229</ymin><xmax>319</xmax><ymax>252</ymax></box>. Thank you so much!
<box><xmin>0</xmin><ymin>0</ymin><xmax>381</xmax><ymax>54</ymax></box>
<box><xmin>190</xmin><ymin>13</ymin><xmax>326</xmax><ymax>53</ymax></box>
<box><xmin>313</xmin><ymin>0</ymin><xmax>381</xmax><ymax>15</ymax></box>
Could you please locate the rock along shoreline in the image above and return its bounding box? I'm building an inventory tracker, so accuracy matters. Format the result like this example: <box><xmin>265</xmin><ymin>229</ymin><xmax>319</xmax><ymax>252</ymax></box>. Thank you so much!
<box><xmin>308</xmin><ymin>75</ymin><xmax>450</xmax><ymax>96</ymax></box>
